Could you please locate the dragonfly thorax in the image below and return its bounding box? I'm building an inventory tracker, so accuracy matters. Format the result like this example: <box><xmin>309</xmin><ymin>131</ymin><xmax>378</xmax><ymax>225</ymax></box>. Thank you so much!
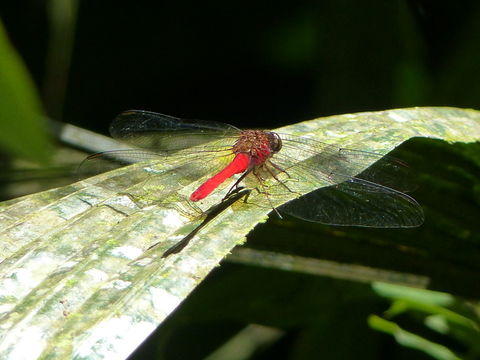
<box><xmin>233</xmin><ymin>130</ymin><xmax>282</xmax><ymax>165</ymax></box>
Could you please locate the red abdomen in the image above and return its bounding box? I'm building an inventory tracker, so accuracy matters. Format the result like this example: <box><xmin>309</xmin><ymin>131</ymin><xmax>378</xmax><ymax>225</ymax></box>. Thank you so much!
<box><xmin>190</xmin><ymin>153</ymin><xmax>250</xmax><ymax>201</ymax></box>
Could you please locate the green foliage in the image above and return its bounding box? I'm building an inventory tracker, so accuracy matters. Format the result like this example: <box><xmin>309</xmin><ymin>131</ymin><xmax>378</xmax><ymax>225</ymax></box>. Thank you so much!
<box><xmin>0</xmin><ymin>19</ymin><xmax>51</xmax><ymax>163</ymax></box>
<box><xmin>369</xmin><ymin>283</ymin><xmax>480</xmax><ymax>360</ymax></box>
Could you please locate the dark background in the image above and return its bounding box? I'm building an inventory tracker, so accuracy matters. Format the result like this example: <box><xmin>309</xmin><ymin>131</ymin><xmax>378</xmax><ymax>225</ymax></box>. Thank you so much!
<box><xmin>2</xmin><ymin>1</ymin><xmax>480</xmax><ymax>132</ymax></box>
<box><xmin>1</xmin><ymin>1</ymin><xmax>479</xmax><ymax>359</ymax></box>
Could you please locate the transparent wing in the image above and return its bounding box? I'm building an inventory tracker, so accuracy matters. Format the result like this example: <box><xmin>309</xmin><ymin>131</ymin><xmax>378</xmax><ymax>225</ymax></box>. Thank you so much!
<box><xmin>77</xmin><ymin>139</ymin><xmax>237</xmax><ymax>182</ymax></box>
<box><xmin>263</xmin><ymin>135</ymin><xmax>423</xmax><ymax>227</ymax></box>
<box><xmin>278</xmin><ymin>177</ymin><xmax>424</xmax><ymax>227</ymax></box>
<box><xmin>279</xmin><ymin>135</ymin><xmax>416</xmax><ymax>192</ymax></box>
<box><xmin>109</xmin><ymin>110</ymin><xmax>241</xmax><ymax>152</ymax></box>
<box><xmin>80</xmin><ymin>110</ymin><xmax>241</xmax><ymax>179</ymax></box>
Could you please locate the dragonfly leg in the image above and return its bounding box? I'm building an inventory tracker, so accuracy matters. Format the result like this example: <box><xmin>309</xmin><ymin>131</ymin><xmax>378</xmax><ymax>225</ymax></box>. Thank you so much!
<box><xmin>252</xmin><ymin>171</ymin><xmax>283</xmax><ymax>219</ymax></box>
<box><xmin>223</xmin><ymin>168</ymin><xmax>253</xmax><ymax>200</ymax></box>
<box><xmin>269</xmin><ymin>160</ymin><xmax>292</xmax><ymax>178</ymax></box>
<box><xmin>223</xmin><ymin>185</ymin><xmax>246</xmax><ymax>199</ymax></box>
<box><xmin>264</xmin><ymin>162</ymin><xmax>296</xmax><ymax>194</ymax></box>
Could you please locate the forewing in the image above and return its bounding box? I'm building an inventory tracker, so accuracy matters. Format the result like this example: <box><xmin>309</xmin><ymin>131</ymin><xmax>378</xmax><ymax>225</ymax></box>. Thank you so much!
<box><xmin>280</xmin><ymin>135</ymin><xmax>416</xmax><ymax>192</ymax></box>
<box><xmin>109</xmin><ymin>110</ymin><xmax>241</xmax><ymax>152</ymax></box>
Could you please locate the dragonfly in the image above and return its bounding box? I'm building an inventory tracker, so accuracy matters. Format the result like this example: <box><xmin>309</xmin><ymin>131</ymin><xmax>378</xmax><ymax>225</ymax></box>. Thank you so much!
<box><xmin>88</xmin><ymin>110</ymin><xmax>424</xmax><ymax>230</ymax></box>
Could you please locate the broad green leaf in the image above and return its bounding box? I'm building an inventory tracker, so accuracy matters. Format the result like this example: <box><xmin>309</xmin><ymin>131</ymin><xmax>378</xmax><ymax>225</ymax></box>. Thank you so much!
<box><xmin>0</xmin><ymin>19</ymin><xmax>51</xmax><ymax>163</ymax></box>
<box><xmin>0</xmin><ymin>107</ymin><xmax>479</xmax><ymax>359</ymax></box>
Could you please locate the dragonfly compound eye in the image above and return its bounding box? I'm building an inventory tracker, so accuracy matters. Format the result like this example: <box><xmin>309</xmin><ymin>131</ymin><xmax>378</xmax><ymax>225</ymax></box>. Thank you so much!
<box><xmin>269</xmin><ymin>132</ymin><xmax>282</xmax><ymax>153</ymax></box>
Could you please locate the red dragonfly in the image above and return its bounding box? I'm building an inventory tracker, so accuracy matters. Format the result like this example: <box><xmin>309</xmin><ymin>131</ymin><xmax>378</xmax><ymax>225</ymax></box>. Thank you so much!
<box><xmin>92</xmin><ymin>110</ymin><xmax>424</xmax><ymax>228</ymax></box>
